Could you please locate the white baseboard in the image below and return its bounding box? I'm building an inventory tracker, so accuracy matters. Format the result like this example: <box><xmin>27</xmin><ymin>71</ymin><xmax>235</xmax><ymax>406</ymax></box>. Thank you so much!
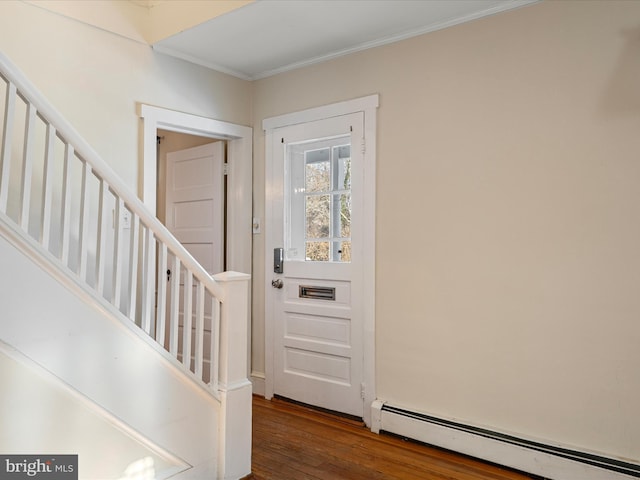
<box><xmin>371</xmin><ymin>402</ymin><xmax>638</xmax><ymax>480</ymax></box>
<box><xmin>250</xmin><ymin>372</ymin><xmax>265</xmax><ymax>397</ymax></box>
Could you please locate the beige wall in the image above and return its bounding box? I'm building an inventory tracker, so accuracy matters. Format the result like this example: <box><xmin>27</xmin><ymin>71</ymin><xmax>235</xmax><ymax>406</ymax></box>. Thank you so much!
<box><xmin>0</xmin><ymin>0</ymin><xmax>252</xmax><ymax>194</ymax></box>
<box><xmin>252</xmin><ymin>0</ymin><xmax>640</xmax><ymax>462</ymax></box>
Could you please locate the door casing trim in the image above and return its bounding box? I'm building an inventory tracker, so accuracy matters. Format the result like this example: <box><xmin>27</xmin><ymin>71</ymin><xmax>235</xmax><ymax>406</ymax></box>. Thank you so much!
<box><xmin>139</xmin><ymin>104</ymin><xmax>253</xmax><ymax>276</ymax></box>
<box><xmin>263</xmin><ymin>94</ymin><xmax>378</xmax><ymax>427</ymax></box>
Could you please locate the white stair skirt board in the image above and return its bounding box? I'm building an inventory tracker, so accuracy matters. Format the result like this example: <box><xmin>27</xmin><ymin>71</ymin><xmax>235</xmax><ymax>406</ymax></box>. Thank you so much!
<box><xmin>371</xmin><ymin>402</ymin><xmax>639</xmax><ymax>480</ymax></box>
<box><xmin>0</xmin><ymin>342</ymin><xmax>188</xmax><ymax>480</ymax></box>
<box><xmin>0</xmin><ymin>229</ymin><xmax>222</xmax><ymax>478</ymax></box>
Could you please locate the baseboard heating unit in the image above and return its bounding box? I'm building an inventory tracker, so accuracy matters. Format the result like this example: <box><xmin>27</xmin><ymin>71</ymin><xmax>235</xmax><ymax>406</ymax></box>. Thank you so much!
<box><xmin>371</xmin><ymin>402</ymin><xmax>639</xmax><ymax>480</ymax></box>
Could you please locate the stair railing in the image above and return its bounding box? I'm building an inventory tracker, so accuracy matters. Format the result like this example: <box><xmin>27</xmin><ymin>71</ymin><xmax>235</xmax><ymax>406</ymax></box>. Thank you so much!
<box><xmin>0</xmin><ymin>51</ymin><xmax>242</xmax><ymax>399</ymax></box>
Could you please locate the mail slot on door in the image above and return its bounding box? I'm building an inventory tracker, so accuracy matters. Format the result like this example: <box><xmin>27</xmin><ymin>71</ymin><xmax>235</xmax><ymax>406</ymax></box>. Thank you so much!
<box><xmin>299</xmin><ymin>285</ymin><xmax>336</xmax><ymax>301</ymax></box>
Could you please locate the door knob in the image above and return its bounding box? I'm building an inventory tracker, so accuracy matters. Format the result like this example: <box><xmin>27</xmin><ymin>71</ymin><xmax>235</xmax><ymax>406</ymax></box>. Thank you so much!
<box><xmin>271</xmin><ymin>279</ymin><xmax>283</xmax><ymax>289</ymax></box>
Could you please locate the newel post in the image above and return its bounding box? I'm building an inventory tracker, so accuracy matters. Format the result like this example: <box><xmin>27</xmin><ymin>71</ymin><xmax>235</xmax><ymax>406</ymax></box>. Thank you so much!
<box><xmin>214</xmin><ymin>271</ymin><xmax>252</xmax><ymax>480</ymax></box>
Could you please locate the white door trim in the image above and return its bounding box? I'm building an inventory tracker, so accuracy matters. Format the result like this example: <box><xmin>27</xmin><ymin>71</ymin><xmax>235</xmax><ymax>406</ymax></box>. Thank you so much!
<box><xmin>263</xmin><ymin>94</ymin><xmax>378</xmax><ymax>426</ymax></box>
<box><xmin>139</xmin><ymin>104</ymin><xmax>252</xmax><ymax>276</ymax></box>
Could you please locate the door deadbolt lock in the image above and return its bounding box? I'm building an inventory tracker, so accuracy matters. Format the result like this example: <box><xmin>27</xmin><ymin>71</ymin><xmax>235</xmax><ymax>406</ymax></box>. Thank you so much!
<box><xmin>274</xmin><ymin>248</ymin><xmax>284</xmax><ymax>273</ymax></box>
<box><xmin>271</xmin><ymin>279</ymin><xmax>283</xmax><ymax>289</ymax></box>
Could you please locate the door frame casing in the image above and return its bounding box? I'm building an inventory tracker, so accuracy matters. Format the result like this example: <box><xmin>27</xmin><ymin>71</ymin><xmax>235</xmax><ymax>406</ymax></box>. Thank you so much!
<box><xmin>263</xmin><ymin>95</ymin><xmax>378</xmax><ymax>427</ymax></box>
<box><xmin>139</xmin><ymin>104</ymin><xmax>252</xmax><ymax>276</ymax></box>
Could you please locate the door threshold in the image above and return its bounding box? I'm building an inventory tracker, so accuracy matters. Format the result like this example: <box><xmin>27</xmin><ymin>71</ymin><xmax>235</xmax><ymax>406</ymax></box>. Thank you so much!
<box><xmin>272</xmin><ymin>394</ymin><xmax>364</xmax><ymax>425</ymax></box>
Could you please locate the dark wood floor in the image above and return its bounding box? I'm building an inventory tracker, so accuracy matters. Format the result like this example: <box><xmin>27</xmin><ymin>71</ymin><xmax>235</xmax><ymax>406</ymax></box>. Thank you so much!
<box><xmin>250</xmin><ymin>395</ymin><xmax>536</xmax><ymax>480</ymax></box>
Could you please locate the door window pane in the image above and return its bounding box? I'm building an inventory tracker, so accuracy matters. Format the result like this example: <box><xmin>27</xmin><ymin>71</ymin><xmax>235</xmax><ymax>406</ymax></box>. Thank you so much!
<box><xmin>305</xmin><ymin>149</ymin><xmax>330</xmax><ymax>193</ymax></box>
<box><xmin>306</xmin><ymin>241</ymin><xmax>330</xmax><ymax>261</ymax></box>
<box><xmin>333</xmin><ymin>240</ymin><xmax>351</xmax><ymax>262</ymax></box>
<box><xmin>335</xmin><ymin>193</ymin><xmax>351</xmax><ymax>238</ymax></box>
<box><xmin>305</xmin><ymin>194</ymin><xmax>330</xmax><ymax>239</ymax></box>
<box><xmin>287</xmin><ymin>136</ymin><xmax>352</xmax><ymax>263</ymax></box>
<box><xmin>335</xmin><ymin>147</ymin><xmax>351</xmax><ymax>191</ymax></box>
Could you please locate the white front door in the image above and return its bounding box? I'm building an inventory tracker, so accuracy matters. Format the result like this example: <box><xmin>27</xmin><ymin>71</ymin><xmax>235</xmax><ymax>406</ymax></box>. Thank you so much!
<box><xmin>165</xmin><ymin>141</ymin><xmax>225</xmax><ymax>379</ymax></box>
<box><xmin>268</xmin><ymin>113</ymin><xmax>365</xmax><ymax>417</ymax></box>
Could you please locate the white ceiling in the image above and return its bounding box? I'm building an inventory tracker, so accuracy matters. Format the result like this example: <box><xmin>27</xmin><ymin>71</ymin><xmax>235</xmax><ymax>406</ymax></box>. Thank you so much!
<box><xmin>152</xmin><ymin>0</ymin><xmax>535</xmax><ymax>80</ymax></box>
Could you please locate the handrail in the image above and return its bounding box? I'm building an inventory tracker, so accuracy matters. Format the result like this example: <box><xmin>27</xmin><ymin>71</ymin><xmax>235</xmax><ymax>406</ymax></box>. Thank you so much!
<box><xmin>0</xmin><ymin>51</ymin><xmax>224</xmax><ymax>302</ymax></box>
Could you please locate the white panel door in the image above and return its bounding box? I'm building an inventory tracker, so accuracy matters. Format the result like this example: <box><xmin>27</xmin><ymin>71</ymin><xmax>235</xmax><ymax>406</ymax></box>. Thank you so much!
<box><xmin>165</xmin><ymin>142</ymin><xmax>224</xmax><ymax>275</ymax></box>
<box><xmin>165</xmin><ymin>141</ymin><xmax>224</xmax><ymax>378</ymax></box>
<box><xmin>269</xmin><ymin>113</ymin><xmax>365</xmax><ymax>417</ymax></box>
